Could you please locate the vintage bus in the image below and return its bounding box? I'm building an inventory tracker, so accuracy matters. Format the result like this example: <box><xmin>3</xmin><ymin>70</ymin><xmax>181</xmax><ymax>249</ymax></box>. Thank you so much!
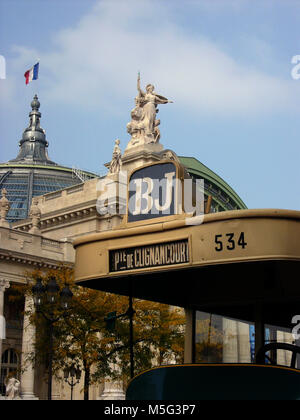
<box><xmin>74</xmin><ymin>161</ymin><xmax>300</xmax><ymax>400</ymax></box>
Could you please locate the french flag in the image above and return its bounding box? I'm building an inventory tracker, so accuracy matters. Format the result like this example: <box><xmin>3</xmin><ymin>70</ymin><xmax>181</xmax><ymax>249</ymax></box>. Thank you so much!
<box><xmin>24</xmin><ymin>62</ymin><xmax>39</xmax><ymax>85</ymax></box>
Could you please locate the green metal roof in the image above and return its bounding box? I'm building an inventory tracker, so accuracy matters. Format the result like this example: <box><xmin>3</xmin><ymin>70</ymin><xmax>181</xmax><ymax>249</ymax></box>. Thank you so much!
<box><xmin>179</xmin><ymin>156</ymin><xmax>247</xmax><ymax>210</ymax></box>
<box><xmin>0</xmin><ymin>162</ymin><xmax>97</xmax><ymax>222</ymax></box>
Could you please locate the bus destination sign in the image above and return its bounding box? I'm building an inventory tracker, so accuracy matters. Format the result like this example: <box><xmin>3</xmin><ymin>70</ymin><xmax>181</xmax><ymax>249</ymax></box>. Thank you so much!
<box><xmin>109</xmin><ymin>239</ymin><xmax>189</xmax><ymax>273</ymax></box>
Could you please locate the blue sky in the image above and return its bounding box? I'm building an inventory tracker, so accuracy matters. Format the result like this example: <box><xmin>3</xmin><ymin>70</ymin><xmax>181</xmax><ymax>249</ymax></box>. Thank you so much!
<box><xmin>0</xmin><ymin>0</ymin><xmax>300</xmax><ymax>210</ymax></box>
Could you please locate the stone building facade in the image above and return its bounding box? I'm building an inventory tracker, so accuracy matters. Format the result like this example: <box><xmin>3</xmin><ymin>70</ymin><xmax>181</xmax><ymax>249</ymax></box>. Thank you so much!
<box><xmin>2</xmin><ymin>92</ymin><xmax>292</xmax><ymax>400</ymax></box>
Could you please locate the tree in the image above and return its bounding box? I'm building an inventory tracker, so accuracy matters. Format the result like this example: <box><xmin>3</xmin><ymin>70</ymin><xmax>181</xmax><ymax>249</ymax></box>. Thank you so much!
<box><xmin>14</xmin><ymin>267</ymin><xmax>185</xmax><ymax>400</ymax></box>
<box><xmin>195</xmin><ymin>317</ymin><xmax>223</xmax><ymax>363</ymax></box>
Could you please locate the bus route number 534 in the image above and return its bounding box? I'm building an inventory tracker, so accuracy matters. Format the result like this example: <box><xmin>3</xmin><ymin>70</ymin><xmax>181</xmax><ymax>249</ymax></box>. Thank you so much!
<box><xmin>215</xmin><ymin>232</ymin><xmax>247</xmax><ymax>252</ymax></box>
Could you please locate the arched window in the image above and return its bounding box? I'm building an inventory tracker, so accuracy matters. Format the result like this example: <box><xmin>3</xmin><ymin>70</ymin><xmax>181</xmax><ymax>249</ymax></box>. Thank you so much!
<box><xmin>0</xmin><ymin>349</ymin><xmax>19</xmax><ymax>396</ymax></box>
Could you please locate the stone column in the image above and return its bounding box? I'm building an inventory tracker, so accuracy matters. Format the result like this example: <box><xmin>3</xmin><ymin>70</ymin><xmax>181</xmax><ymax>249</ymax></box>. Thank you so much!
<box><xmin>20</xmin><ymin>295</ymin><xmax>38</xmax><ymax>399</ymax></box>
<box><xmin>237</xmin><ymin>321</ymin><xmax>251</xmax><ymax>363</ymax></box>
<box><xmin>277</xmin><ymin>330</ymin><xmax>294</xmax><ymax>366</ymax></box>
<box><xmin>99</xmin><ymin>380</ymin><xmax>125</xmax><ymax>400</ymax></box>
<box><xmin>0</xmin><ymin>279</ymin><xmax>10</xmax><ymax>377</ymax></box>
<box><xmin>223</xmin><ymin>320</ymin><xmax>251</xmax><ymax>363</ymax></box>
<box><xmin>222</xmin><ymin>319</ymin><xmax>238</xmax><ymax>363</ymax></box>
<box><xmin>51</xmin><ymin>377</ymin><xmax>61</xmax><ymax>400</ymax></box>
<box><xmin>99</xmin><ymin>361</ymin><xmax>125</xmax><ymax>400</ymax></box>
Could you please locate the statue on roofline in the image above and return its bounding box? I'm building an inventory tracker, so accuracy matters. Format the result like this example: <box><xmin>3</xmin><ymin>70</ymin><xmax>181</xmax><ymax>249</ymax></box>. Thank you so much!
<box><xmin>109</xmin><ymin>139</ymin><xmax>122</xmax><ymax>174</ymax></box>
<box><xmin>126</xmin><ymin>73</ymin><xmax>173</xmax><ymax>149</ymax></box>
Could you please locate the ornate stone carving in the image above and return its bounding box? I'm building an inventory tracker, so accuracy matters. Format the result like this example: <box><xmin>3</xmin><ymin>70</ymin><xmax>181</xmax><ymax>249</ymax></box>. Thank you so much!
<box><xmin>0</xmin><ymin>279</ymin><xmax>10</xmax><ymax>293</ymax></box>
<box><xmin>29</xmin><ymin>198</ymin><xmax>41</xmax><ymax>234</ymax></box>
<box><xmin>161</xmin><ymin>149</ymin><xmax>180</xmax><ymax>163</ymax></box>
<box><xmin>126</xmin><ymin>74</ymin><xmax>173</xmax><ymax>150</ymax></box>
<box><xmin>0</xmin><ymin>189</ymin><xmax>10</xmax><ymax>226</ymax></box>
<box><xmin>5</xmin><ymin>377</ymin><xmax>21</xmax><ymax>400</ymax></box>
<box><xmin>109</xmin><ymin>139</ymin><xmax>122</xmax><ymax>174</ymax></box>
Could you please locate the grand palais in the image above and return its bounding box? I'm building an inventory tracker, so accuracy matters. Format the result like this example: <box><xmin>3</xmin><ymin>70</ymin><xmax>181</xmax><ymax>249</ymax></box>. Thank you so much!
<box><xmin>0</xmin><ymin>93</ymin><xmax>294</xmax><ymax>400</ymax></box>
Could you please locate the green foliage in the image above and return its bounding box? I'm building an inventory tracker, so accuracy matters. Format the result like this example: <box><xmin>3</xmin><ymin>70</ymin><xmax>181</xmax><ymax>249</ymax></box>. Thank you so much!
<box><xmin>14</xmin><ymin>267</ymin><xmax>185</xmax><ymax>399</ymax></box>
<box><xmin>195</xmin><ymin>318</ymin><xmax>224</xmax><ymax>363</ymax></box>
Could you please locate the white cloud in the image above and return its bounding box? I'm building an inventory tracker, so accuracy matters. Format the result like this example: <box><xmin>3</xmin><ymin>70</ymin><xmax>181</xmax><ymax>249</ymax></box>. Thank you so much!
<box><xmin>5</xmin><ymin>0</ymin><xmax>299</xmax><ymax>117</ymax></box>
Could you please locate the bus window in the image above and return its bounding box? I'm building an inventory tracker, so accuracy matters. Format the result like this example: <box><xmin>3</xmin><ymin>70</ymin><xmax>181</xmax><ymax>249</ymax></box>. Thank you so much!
<box><xmin>195</xmin><ymin>311</ymin><xmax>254</xmax><ymax>363</ymax></box>
<box><xmin>264</xmin><ymin>324</ymin><xmax>299</xmax><ymax>368</ymax></box>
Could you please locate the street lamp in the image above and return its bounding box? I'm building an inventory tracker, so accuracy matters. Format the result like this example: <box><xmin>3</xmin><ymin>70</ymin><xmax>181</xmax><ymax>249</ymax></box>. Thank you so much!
<box><xmin>104</xmin><ymin>293</ymin><xmax>135</xmax><ymax>379</ymax></box>
<box><xmin>32</xmin><ymin>277</ymin><xmax>73</xmax><ymax>400</ymax></box>
<box><xmin>32</xmin><ymin>277</ymin><xmax>45</xmax><ymax>307</ymax></box>
<box><xmin>63</xmin><ymin>364</ymin><xmax>81</xmax><ymax>400</ymax></box>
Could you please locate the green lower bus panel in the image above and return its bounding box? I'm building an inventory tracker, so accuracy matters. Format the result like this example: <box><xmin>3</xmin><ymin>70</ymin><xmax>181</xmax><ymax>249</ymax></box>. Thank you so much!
<box><xmin>126</xmin><ymin>364</ymin><xmax>300</xmax><ymax>400</ymax></box>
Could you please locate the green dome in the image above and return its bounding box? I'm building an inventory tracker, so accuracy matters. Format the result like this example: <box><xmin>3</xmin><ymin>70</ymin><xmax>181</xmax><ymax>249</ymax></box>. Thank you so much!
<box><xmin>0</xmin><ymin>95</ymin><xmax>97</xmax><ymax>222</ymax></box>
<box><xmin>179</xmin><ymin>156</ymin><xmax>247</xmax><ymax>212</ymax></box>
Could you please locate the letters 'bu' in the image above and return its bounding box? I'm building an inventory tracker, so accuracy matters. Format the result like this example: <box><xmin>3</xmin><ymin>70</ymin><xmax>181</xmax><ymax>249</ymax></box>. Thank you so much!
<box><xmin>128</xmin><ymin>162</ymin><xmax>177</xmax><ymax>223</ymax></box>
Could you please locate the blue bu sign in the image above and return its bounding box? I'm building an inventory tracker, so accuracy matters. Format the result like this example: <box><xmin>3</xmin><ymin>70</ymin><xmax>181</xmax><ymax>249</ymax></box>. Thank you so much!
<box><xmin>96</xmin><ymin>161</ymin><xmax>204</xmax><ymax>225</ymax></box>
<box><xmin>128</xmin><ymin>162</ymin><xmax>177</xmax><ymax>223</ymax></box>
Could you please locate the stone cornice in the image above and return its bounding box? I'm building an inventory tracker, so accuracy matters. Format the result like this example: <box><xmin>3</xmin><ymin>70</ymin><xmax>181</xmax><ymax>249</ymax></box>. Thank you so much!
<box><xmin>13</xmin><ymin>205</ymin><xmax>98</xmax><ymax>232</ymax></box>
<box><xmin>0</xmin><ymin>248</ymin><xmax>73</xmax><ymax>270</ymax></box>
<box><xmin>40</xmin><ymin>200</ymin><xmax>98</xmax><ymax>219</ymax></box>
